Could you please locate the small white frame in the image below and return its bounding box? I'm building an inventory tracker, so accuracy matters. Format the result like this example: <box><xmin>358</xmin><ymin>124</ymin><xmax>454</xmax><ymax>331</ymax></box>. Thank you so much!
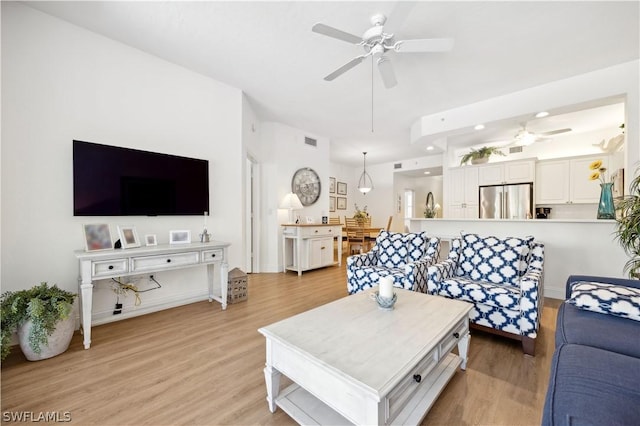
<box><xmin>117</xmin><ymin>225</ymin><xmax>141</xmax><ymax>249</ymax></box>
<box><xmin>169</xmin><ymin>230</ymin><xmax>191</xmax><ymax>244</ymax></box>
<box><xmin>145</xmin><ymin>234</ymin><xmax>157</xmax><ymax>246</ymax></box>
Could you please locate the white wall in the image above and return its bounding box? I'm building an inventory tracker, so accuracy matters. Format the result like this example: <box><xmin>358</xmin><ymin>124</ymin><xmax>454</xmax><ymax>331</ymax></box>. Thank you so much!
<box><xmin>257</xmin><ymin>122</ymin><xmax>331</xmax><ymax>272</ymax></box>
<box><xmin>1</xmin><ymin>3</ymin><xmax>244</xmax><ymax>321</ymax></box>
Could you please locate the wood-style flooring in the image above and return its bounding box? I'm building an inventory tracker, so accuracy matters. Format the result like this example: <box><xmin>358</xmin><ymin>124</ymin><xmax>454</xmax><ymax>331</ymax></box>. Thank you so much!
<box><xmin>1</xmin><ymin>258</ymin><xmax>561</xmax><ymax>425</ymax></box>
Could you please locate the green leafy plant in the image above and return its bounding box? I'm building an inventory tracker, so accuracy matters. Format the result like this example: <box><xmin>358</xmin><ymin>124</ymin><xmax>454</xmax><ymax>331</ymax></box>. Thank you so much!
<box><xmin>460</xmin><ymin>146</ymin><xmax>506</xmax><ymax>165</ymax></box>
<box><xmin>615</xmin><ymin>166</ymin><xmax>640</xmax><ymax>279</ymax></box>
<box><xmin>1</xmin><ymin>282</ymin><xmax>76</xmax><ymax>360</ymax></box>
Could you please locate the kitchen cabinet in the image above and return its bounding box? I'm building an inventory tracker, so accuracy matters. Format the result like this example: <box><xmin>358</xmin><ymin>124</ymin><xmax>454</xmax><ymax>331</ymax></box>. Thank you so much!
<box><xmin>478</xmin><ymin>160</ymin><xmax>535</xmax><ymax>186</ymax></box>
<box><xmin>448</xmin><ymin>167</ymin><xmax>479</xmax><ymax>218</ymax></box>
<box><xmin>281</xmin><ymin>224</ymin><xmax>341</xmax><ymax>275</ymax></box>
<box><xmin>536</xmin><ymin>155</ymin><xmax>608</xmax><ymax>204</ymax></box>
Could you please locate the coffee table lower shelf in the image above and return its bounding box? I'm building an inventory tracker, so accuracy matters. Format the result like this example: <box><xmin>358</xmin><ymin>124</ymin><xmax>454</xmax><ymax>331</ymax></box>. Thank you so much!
<box><xmin>275</xmin><ymin>353</ymin><xmax>462</xmax><ymax>426</ymax></box>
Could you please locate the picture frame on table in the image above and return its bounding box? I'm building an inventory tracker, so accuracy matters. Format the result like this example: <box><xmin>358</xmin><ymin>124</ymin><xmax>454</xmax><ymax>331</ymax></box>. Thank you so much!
<box><xmin>145</xmin><ymin>234</ymin><xmax>157</xmax><ymax>246</ymax></box>
<box><xmin>117</xmin><ymin>225</ymin><xmax>141</xmax><ymax>249</ymax></box>
<box><xmin>337</xmin><ymin>197</ymin><xmax>347</xmax><ymax>210</ymax></box>
<box><xmin>329</xmin><ymin>177</ymin><xmax>336</xmax><ymax>194</ymax></box>
<box><xmin>83</xmin><ymin>223</ymin><xmax>113</xmax><ymax>252</ymax></box>
<box><xmin>337</xmin><ymin>181</ymin><xmax>347</xmax><ymax>195</ymax></box>
<box><xmin>329</xmin><ymin>196</ymin><xmax>336</xmax><ymax>212</ymax></box>
<box><xmin>169</xmin><ymin>230</ymin><xmax>191</xmax><ymax>244</ymax></box>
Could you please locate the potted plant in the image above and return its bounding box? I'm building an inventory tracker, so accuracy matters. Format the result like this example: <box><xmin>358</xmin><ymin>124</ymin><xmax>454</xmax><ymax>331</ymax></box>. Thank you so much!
<box><xmin>1</xmin><ymin>282</ymin><xmax>76</xmax><ymax>361</ymax></box>
<box><xmin>615</xmin><ymin>167</ymin><xmax>640</xmax><ymax>278</ymax></box>
<box><xmin>460</xmin><ymin>146</ymin><xmax>506</xmax><ymax>165</ymax></box>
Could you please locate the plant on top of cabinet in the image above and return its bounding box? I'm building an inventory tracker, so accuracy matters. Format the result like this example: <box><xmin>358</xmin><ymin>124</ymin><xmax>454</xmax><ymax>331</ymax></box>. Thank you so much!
<box><xmin>615</xmin><ymin>167</ymin><xmax>639</xmax><ymax>279</ymax></box>
<box><xmin>460</xmin><ymin>146</ymin><xmax>506</xmax><ymax>165</ymax></box>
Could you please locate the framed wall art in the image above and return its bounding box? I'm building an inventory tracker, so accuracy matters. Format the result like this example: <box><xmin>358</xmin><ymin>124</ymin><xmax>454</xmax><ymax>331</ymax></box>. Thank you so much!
<box><xmin>145</xmin><ymin>234</ymin><xmax>157</xmax><ymax>246</ymax></box>
<box><xmin>337</xmin><ymin>197</ymin><xmax>347</xmax><ymax>210</ymax></box>
<box><xmin>329</xmin><ymin>196</ymin><xmax>336</xmax><ymax>212</ymax></box>
<box><xmin>169</xmin><ymin>230</ymin><xmax>191</xmax><ymax>244</ymax></box>
<box><xmin>117</xmin><ymin>225</ymin><xmax>140</xmax><ymax>249</ymax></box>
<box><xmin>329</xmin><ymin>177</ymin><xmax>336</xmax><ymax>194</ymax></box>
<box><xmin>83</xmin><ymin>223</ymin><xmax>113</xmax><ymax>252</ymax></box>
<box><xmin>337</xmin><ymin>181</ymin><xmax>347</xmax><ymax>195</ymax></box>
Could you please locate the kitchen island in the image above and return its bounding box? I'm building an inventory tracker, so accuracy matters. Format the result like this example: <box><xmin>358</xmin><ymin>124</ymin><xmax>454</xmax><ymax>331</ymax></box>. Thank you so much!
<box><xmin>408</xmin><ymin>218</ymin><xmax>625</xmax><ymax>299</ymax></box>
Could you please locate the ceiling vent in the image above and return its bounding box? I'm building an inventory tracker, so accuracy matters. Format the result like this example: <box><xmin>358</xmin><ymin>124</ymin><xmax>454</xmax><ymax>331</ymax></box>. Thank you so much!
<box><xmin>394</xmin><ymin>163</ymin><xmax>403</xmax><ymax>169</ymax></box>
<box><xmin>304</xmin><ymin>136</ymin><xmax>317</xmax><ymax>147</ymax></box>
<box><xmin>509</xmin><ymin>146</ymin><xmax>523</xmax><ymax>154</ymax></box>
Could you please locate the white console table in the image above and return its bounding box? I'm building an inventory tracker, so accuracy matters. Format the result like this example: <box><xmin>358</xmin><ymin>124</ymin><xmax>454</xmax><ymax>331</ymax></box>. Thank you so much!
<box><xmin>75</xmin><ymin>241</ymin><xmax>230</xmax><ymax>349</ymax></box>
<box><xmin>282</xmin><ymin>224</ymin><xmax>342</xmax><ymax>276</ymax></box>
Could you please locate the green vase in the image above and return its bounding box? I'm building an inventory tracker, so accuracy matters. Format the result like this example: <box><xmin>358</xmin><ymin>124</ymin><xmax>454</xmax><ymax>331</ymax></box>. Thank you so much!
<box><xmin>597</xmin><ymin>182</ymin><xmax>615</xmax><ymax>220</ymax></box>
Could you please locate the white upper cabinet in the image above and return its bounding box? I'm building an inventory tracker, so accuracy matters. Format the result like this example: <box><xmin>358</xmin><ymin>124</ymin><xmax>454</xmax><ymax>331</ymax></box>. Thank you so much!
<box><xmin>478</xmin><ymin>160</ymin><xmax>535</xmax><ymax>186</ymax></box>
<box><xmin>448</xmin><ymin>166</ymin><xmax>479</xmax><ymax>218</ymax></box>
<box><xmin>536</xmin><ymin>155</ymin><xmax>608</xmax><ymax>204</ymax></box>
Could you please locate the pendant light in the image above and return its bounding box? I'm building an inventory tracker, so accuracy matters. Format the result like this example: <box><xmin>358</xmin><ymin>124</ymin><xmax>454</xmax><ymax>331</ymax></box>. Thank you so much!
<box><xmin>358</xmin><ymin>152</ymin><xmax>374</xmax><ymax>194</ymax></box>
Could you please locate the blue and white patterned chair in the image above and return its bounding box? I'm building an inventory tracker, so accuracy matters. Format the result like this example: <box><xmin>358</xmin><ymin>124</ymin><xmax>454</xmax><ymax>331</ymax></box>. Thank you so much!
<box><xmin>347</xmin><ymin>231</ymin><xmax>440</xmax><ymax>295</ymax></box>
<box><xmin>426</xmin><ymin>233</ymin><xmax>544</xmax><ymax>355</ymax></box>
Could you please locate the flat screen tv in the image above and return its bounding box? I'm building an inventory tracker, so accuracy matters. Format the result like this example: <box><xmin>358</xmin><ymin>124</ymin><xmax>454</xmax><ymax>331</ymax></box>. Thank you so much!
<box><xmin>73</xmin><ymin>140</ymin><xmax>209</xmax><ymax>216</ymax></box>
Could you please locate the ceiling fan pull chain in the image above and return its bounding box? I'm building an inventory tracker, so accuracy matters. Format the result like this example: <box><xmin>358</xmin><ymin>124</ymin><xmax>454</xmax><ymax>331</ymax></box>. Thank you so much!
<box><xmin>371</xmin><ymin>55</ymin><xmax>374</xmax><ymax>133</ymax></box>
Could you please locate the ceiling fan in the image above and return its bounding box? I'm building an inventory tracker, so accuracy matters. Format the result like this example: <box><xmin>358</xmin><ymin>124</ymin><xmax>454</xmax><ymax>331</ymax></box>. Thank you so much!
<box><xmin>312</xmin><ymin>5</ymin><xmax>454</xmax><ymax>88</ymax></box>
<box><xmin>509</xmin><ymin>124</ymin><xmax>572</xmax><ymax>146</ymax></box>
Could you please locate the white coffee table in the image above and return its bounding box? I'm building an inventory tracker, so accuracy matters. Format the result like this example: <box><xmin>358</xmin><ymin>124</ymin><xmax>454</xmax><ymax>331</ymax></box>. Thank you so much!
<box><xmin>258</xmin><ymin>288</ymin><xmax>472</xmax><ymax>425</ymax></box>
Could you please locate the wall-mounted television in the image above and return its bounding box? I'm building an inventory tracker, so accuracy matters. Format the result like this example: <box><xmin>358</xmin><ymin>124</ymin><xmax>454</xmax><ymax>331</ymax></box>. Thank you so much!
<box><xmin>73</xmin><ymin>140</ymin><xmax>209</xmax><ymax>216</ymax></box>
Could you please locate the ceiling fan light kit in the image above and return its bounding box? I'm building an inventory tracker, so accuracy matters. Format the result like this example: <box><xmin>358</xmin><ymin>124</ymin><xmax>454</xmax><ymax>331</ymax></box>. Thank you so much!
<box><xmin>358</xmin><ymin>152</ymin><xmax>374</xmax><ymax>194</ymax></box>
<box><xmin>312</xmin><ymin>6</ymin><xmax>454</xmax><ymax>89</ymax></box>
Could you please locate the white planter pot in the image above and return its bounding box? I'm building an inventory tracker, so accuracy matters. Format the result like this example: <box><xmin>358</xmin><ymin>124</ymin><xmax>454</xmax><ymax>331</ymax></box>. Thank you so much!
<box><xmin>471</xmin><ymin>156</ymin><xmax>489</xmax><ymax>165</ymax></box>
<box><xmin>17</xmin><ymin>316</ymin><xmax>75</xmax><ymax>361</ymax></box>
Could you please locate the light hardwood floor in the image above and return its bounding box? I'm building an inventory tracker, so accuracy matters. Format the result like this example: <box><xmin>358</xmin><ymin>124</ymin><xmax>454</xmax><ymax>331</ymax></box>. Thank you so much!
<box><xmin>1</xmin><ymin>259</ymin><xmax>561</xmax><ymax>425</ymax></box>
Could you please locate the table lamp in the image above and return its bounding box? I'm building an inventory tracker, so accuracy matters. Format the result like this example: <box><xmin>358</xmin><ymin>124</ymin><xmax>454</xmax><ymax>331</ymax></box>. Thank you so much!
<box><xmin>280</xmin><ymin>192</ymin><xmax>303</xmax><ymax>224</ymax></box>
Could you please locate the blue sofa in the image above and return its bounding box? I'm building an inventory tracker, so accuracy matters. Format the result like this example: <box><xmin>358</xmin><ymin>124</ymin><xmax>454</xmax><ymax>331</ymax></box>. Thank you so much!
<box><xmin>542</xmin><ymin>275</ymin><xmax>640</xmax><ymax>425</ymax></box>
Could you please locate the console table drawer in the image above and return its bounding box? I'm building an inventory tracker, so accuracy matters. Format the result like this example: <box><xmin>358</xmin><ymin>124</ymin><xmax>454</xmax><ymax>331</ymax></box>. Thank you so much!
<box><xmin>131</xmin><ymin>251</ymin><xmax>199</xmax><ymax>273</ymax></box>
<box><xmin>439</xmin><ymin>319</ymin><xmax>469</xmax><ymax>357</ymax></box>
<box><xmin>387</xmin><ymin>347</ymin><xmax>438</xmax><ymax>421</ymax></box>
<box><xmin>201</xmin><ymin>248</ymin><xmax>224</xmax><ymax>264</ymax></box>
<box><xmin>301</xmin><ymin>226</ymin><xmax>334</xmax><ymax>237</ymax></box>
<box><xmin>92</xmin><ymin>259</ymin><xmax>128</xmax><ymax>278</ymax></box>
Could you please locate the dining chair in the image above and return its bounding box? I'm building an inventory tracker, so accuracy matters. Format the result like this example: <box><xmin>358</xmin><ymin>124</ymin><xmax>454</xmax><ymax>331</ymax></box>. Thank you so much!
<box><xmin>345</xmin><ymin>217</ymin><xmax>367</xmax><ymax>254</ymax></box>
<box><xmin>386</xmin><ymin>215</ymin><xmax>393</xmax><ymax>231</ymax></box>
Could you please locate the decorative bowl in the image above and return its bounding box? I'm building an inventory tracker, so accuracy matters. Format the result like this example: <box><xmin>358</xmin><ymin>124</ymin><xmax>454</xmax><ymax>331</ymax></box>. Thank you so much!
<box><xmin>373</xmin><ymin>291</ymin><xmax>397</xmax><ymax>311</ymax></box>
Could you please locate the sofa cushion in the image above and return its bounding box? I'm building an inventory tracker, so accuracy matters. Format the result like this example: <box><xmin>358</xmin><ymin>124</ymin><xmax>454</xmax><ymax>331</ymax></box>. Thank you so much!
<box><xmin>542</xmin><ymin>343</ymin><xmax>640</xmax><ymax>426</ymax></box>
<box><xmin>375</xmin><ymin>231</ymin><xmax>427</xmax><ymax>269</ymax></box>
<box><xmin>556</xmin><ymin>301</ymin><xmax>640</xmax><ymax>358</ymax></box>
<box><xmin>438</xmin><ymin>277</ymin><xmax>521</xmax><ymax>310</ymax></box>
<box><xmin>456</xmin><ymin>233</ymin><xmax>533</xmax><ymax>285</ymax></box>
<box><xmin>566</xmin><ymin>281</ymin><xmax>640</xmax><ymax>322</ymax></box>
<box><xmin>348</xmin><ymin>266</ymin><xmax>408</xmax><ymax>293</ymax></box>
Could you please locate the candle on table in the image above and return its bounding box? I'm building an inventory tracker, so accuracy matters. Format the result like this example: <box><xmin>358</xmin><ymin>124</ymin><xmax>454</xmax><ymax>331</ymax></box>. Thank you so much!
<box><xmin>379</xmin><ymin>276</ymin><xmax>394</xmax><ymax>299</ymax></box>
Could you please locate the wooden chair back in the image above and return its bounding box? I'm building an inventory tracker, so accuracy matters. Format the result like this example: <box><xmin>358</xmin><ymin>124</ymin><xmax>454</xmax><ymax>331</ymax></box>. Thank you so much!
<box><xmin>386</xmin><ymin>215</ymin><xmax>393</xmax><ymax>231</ymax></box>
<box><xmin>345</xmin><ymin>217</ymin><xmax>367</xmax><ymax>254</ymax></box>
<box><xmin>329</xmin><ymin>217</ymin><xmax>342</xmax><ymax>225</ymax></box>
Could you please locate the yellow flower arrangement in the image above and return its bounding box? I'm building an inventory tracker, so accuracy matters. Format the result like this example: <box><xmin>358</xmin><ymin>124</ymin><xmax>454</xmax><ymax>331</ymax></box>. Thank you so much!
<box><xmin>588</xmin><ymin>159</ymin><xmax>609</xmax><ymax>184</ymax></box>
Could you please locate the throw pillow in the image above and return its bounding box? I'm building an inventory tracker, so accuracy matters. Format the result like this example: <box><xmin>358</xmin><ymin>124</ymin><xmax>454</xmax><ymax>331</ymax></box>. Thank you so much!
<box><xmin>375</xmin><ymin>231</ymin><xmax>427</xmax><ymax>269</ymax></box>
<box><xmin>567</xmin><ymin>281</ymin><xmax>640</xmax><ymax>322</ymax></box>
<box><xmin>456</xmin><ymin>233</ymin><xmax>534</xmax><ymax>286</ymax></box>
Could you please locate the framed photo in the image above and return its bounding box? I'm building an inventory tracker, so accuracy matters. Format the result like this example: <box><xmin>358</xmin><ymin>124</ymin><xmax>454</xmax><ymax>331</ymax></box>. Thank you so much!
<box><xmin>329</xmin><ymin>177</ymin><xmax>336</xmax><ymax>194</ymax></box>
<box><xmin>305</xmin><ymin>216</ymin><xmax>314</xmax><ymax>224</ymax></box>
<box><xmin>337</xmin><ymin>182</ymin><xmax>347</xmax><ymax>195</ymax></box>
<box><xmin>117</xmin><ymin>226</ymin><xmax>140</xmax><ymax>249</ymax></box>
<box><xmin>337</xmin><ymin>197</ymin><xmax>347</xmax><ymax>210</ymax></box>
<box><xmin>612</xmin><ymin>168</ymin><xmax>624</xmax><ymax>199</ymax></box>
<box><xmin>329</xmin><ymin>196</ymin><xmax>336</xmax><ymax>212</ymax></box>
<box><xmin>145</xmin><ymin>234</ymin><xmax>157</xmax><ymax>246</ymax></box>
<box><xmin>83</xmin><ymin>224</ymin><xmax>113</xmax><ymax>252</ymax></box>
<box><xmin>169</xmin><ymin>230</ymin><xmax>191</xmax><ymax>244</ymax></box>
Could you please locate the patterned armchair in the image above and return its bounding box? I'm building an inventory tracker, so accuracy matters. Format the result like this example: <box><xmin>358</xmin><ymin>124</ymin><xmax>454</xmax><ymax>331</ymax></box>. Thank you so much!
<box><xmin>347</xmin><ymin>231</ymin><xmax>440</xmax><ymax>295</ymax></box>
<box><xmin>426</xmin><ymin>233</ymin><xmax>544</xmax><ymax>355</ymax></box>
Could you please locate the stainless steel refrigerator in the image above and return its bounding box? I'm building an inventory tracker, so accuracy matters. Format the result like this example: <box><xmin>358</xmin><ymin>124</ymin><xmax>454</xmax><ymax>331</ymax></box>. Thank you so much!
<box><xmin>479</xmin><ymin>183</ymin><xmax>533</xmax><ymax>219</ymax></box>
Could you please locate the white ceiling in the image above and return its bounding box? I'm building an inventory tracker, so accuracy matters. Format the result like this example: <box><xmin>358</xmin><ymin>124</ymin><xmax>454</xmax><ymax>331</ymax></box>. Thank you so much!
<box><xmin>26</xmin><ymin>1</ymin><xmax>639</xmax><ymax>166</ymax></box>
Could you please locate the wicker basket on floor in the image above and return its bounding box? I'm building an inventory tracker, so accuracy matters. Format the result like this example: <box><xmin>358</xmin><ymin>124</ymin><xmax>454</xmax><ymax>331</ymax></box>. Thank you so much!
<box><xmin>227</xmin><ymin>268</ymin><xmax>248</xmax><ymax>304</ymax></box>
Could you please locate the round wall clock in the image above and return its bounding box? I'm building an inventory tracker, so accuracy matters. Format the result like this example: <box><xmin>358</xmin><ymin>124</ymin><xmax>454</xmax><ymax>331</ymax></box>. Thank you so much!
<box><xmin>292</xmin><ymin>167</ymin><xmax>321</xmax><ymax>206</ymax></box>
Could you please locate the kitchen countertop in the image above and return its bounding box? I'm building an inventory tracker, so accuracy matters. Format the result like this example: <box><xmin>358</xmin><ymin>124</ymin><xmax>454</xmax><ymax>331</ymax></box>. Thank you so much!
<box><xmin>411</xmin><ymin>218</ymin><xmax>616</xmax><ymax>224</ymax></box>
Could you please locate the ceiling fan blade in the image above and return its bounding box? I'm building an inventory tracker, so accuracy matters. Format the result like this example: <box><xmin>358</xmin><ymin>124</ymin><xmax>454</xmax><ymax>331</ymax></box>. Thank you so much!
<box><xmin>394</xmin><ymin>38</ymin><xmax>455</xmax><ymax>53</ymax></box>
<box><xmin>540</xmin><ymin>128</ymin><xmax>572</xmax><ymax>136</ymax></box>
<box><xmin>312</xmin><ymin>23</ymin><xmax>362</xmax><ymax>44</ymax></box>
<box><xmin>384</xmin><ymin>2</ymin><xmax>416</xmax><ymax>34</ymax></box>
<box><xmin>377</xmin><ymin>57</ymin><xmax>397</xmax><ymax>88</ymax></box>
<box><xmin>324</xmin><ymin>55</ymin><xmax>367</xmax><ymax>81</ymax></box>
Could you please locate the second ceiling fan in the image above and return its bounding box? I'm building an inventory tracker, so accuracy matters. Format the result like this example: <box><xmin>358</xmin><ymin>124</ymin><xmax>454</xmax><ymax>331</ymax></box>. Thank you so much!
<box><xmin>312</xmin><ymin>5</ymin><xmax>454</xmax><ymax>88</ymax></box>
